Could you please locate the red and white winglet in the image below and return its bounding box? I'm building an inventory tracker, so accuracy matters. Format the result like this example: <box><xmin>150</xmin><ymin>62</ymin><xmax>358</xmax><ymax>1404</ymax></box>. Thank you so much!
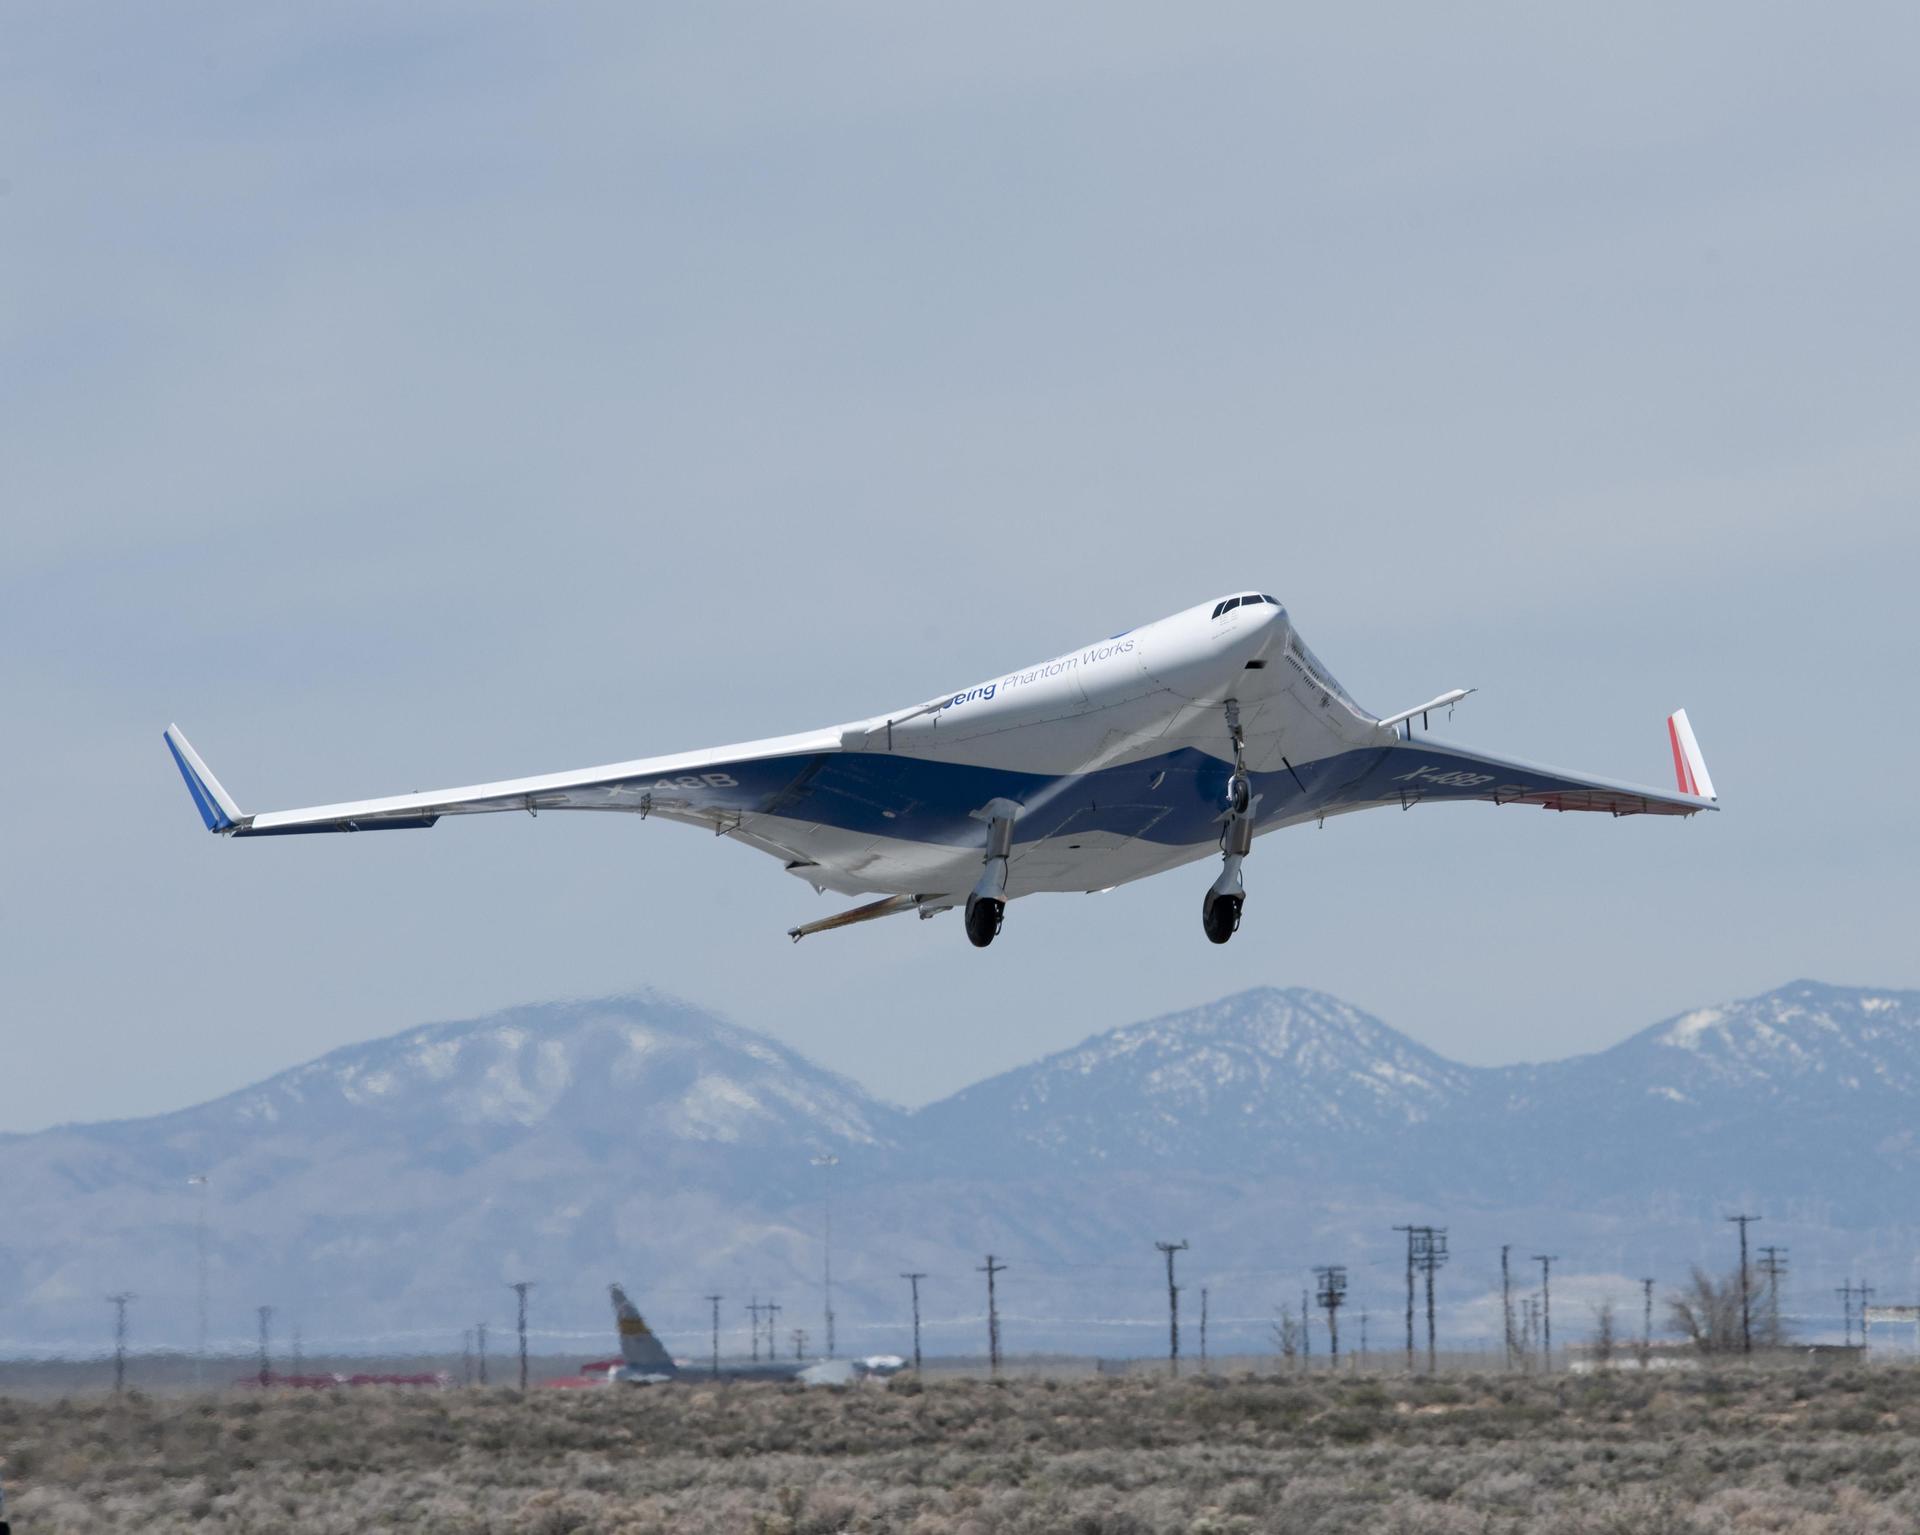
<box><xmin>1667</xmin><ymin>709</ymin><xmax>1717</xmax><ymax>801</ymax></box>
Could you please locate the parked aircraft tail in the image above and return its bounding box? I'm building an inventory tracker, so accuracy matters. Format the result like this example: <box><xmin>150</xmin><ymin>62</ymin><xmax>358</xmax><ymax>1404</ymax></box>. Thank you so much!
<box><xmin>609</xmin><ymin>1285</ymin><xmax>679</xmax><ymax>1375</ymax></box>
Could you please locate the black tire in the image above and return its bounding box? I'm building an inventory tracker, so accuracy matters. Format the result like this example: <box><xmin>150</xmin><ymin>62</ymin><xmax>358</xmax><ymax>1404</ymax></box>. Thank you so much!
<box><xmin>1203</xmin><ymin>893</ymin><xmax>1242</xmax><ymax>945</ymax></box>
<box><xmin>965</xmin><ymin>897</ymin><xmax>1004</xmax><ymax>948</ymax></box>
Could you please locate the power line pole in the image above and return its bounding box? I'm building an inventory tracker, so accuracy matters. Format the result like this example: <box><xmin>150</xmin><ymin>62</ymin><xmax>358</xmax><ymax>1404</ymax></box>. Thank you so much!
<box><xmin>747</xmin><ymin>1300</ymin><xmax>764</xmax><ymax>1363</ymax></box>
<box><xmin>792</xmin><ymin>1328</ymin><xmax>808</xmax><ymax>1360</ymax></box>
<box><xmin>1725</xmin><ymin>1214</ymin><xmax>1759</xmax><ymax>1354</ymax></box>
<box><xmin>107</xmin><ymin>1292</ymin><xmax>134</xmax><ymax>1394</ymax></box>
<box><xmin>978</xmin><ymin>1255</ymin><xmax>1007</xmax><ymax>1379</ymax></box>
<box><xmin>1360</xmin><ymin>1307</ymin><xmax>1370</xmax><ymax>1367</ymax></box>
<box><xmin>1199</xmin><ymin>1287</ymin><xmax>1210</xmax><ymax>1371</ymax></box>
<box><xmin>705</xmin><ymin>1294</ymin><xmax>723</xmax><ymax>1379</ymax></box>
<box><xmin>462</xmin><ymin>1328</ymin><xmax>474</xmax><ymax>1387</ymax></box>
<box><xmin>812</xmin><ymin>1153</ymin><xmax>839</xmax><ymax>1358</ymax></box>
<box><xmin>1501</xmin><ymin>1245</ymin><xmax>1516</xmax><ymax>1371</ymax></box>
<box><xmin>188</xmin><ymin>1173</ymin><xmax>210</xmax><ymax>1390</ymax></box>
<box><xmin>900</xmin><ymin>1273</ymin><xmax>926</xmax><ymax>1373</ymax></box>
<box><xmin>1155</xmin><ymin>1240</ymin><xmax>1189</xmax><ymax>1376</ymax></box>
<box><xmin>1641</xmin><ymin>1278</ymin><xmax>1655</xmax><ymax>1367</ymax></box>
<box><xmin>1856</xmin><ymin>1281</ymin><xmax>1876</xmax><ymax>1348</ymax></box>
<box><xmin>1393</xmin><ymin>1225</ymin><xmax>1417</xmax><ymax>1372</ymax></box>
<box><xmin>1314</xmin><ymin>1266</ymin><xmax>1348</xmax><ymax>1360</ymax></box>
<box><xmin>256</xmin><ymin>1304</ymin><xmax>274</xmax><ymax>1389</ymax></box>
<box><xmin>1302</xmin><ymin>1285</ymin><xmax>1312</xmax><ymax>1368</ymax></box>
<box><xmin>1418</xmin><ymin>1231</ymin><xmax>1448</xmax><ymax>1374</ymax></box>
<box><xmin>1757</xmin><ymin>1247</ymin><xmax>1788</xmax><ymax>1347</ymax></box>
<box><xmin>1531</xmin><ymin>1255</ymin><xmax>1557</xmax><ymax>1371</ymax></box>
<box><xmin>476</xmin><ymin>1322</ymin><xmax>489</xmax><ymax>1386</ymax></box>
<box><xmin>765</xmin><ymin>1301</ymin><xmax>782</xmax><ymax>1363</ymax></box>
<box><xmin>509</xmin><ymin>1282</ymin><xmax>534</xmax><ymax>1391</ymax></box>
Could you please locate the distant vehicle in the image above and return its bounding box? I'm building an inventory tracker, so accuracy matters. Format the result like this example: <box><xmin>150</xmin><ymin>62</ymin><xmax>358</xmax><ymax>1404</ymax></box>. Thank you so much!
<box><xmin>166</xmin><ymin>591</ymin><xmax>1716</xmax><ymax>948</ymax></box>
<box><xmin>604</xmin><ymin>1284</ymin><xmax>904</xmax><ymax>1387</ymax></box>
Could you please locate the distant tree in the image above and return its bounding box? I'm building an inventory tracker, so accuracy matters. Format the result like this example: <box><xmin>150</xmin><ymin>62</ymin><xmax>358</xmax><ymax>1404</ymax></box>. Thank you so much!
<box><xmin>1271</xmin><ymin>1305</ymin><xmax>1302</xmax><ymax>1368</ymax></box>
<box><xmin>1589</xmin><ymin>1299</ymin><xmax>1617</xmax><ymax>1368</ymax></box>
<box><xmin>1667</xmin><ymin>1267</ymin><xmax>1745</xmax><ymax>1353</ymax></box>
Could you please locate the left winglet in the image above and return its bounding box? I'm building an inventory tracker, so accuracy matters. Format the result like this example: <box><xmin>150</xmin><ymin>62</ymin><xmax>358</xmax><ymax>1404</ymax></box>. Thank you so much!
<box><xmin>164</xmin><ymin>725</ymin><xmax>246</xmax><ymax>832</ymax></box>
<box><xmin>1666</xmin><ymin>709</ymin><xmax>1717</xmax><ymax>802</ymax></box>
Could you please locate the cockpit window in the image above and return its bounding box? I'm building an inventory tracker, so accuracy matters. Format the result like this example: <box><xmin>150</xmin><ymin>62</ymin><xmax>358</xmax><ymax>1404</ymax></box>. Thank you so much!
<box><xmin>1214</xmin><ymin>594</ymin><xmax>1279</xmax><ymax>619</ymax></box>
<box><xmin>1260</xmin><ymin>594</ymin><xmax>1279</xmax><ymax>606</ymax></box>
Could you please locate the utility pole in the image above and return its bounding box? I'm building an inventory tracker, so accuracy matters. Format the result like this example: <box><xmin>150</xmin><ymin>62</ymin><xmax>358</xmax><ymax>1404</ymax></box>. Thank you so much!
<box><xmin>1850</xmin><ymin>1281</ymin><xmax>1876</xmax><ymax>1348</ymax></box>
<box><xmin>1199</xmin><ymin>1287</ymin><xmax>1210</xmax><ymax>1371</ymax></box>
<box><xmin>792</xmin><ymin>1328</ymin><xmax>808</xmax><ymax>1361</ymax></box>
<box><xmin>1641</xmin><ymin>1278</ymin><xmax>1655</xmax><ymax>1367</ymax></box>
<box><xmin>706</xmin><ymin>1294</ymin><xmax>723</xmax><ymax>1379</ymax></box>
<box><xmin>747</xmin><ymin>1300</ymin><xmax>765</xmax><ymax>1363</ymax></box>
<box><xmin>1360</xmin><ymin>1307</ymin><xmax>1370</xmax><ymax>1368</ymax></box>
<box><xmin>188</xmin><ymin>1173</ymin><xmax>210</xmax><ymax>1389</ymax></box>
<box><xmin>256</xmin><ymin>1304</ymin><xmax>274</xmax><ymax>1389</ymax></box>
<box><xmin>1501</xmin><ymin>1246</ymin><xmax>1516</xmax><ymax>1371</ymax></box>
<box><xmin>1302</xmin><ymin>1286</ymin><xmax>1312</xmax><ymax>1367</ymax></box>
<box><xmin>1315</xmin><ymin>1266</ymin><xmax>1348</xmax><ymax>1360</ymax></box>
<box><xmin>1531</xmin><ymin>1255</ymin><xmax>1557</xmax><ymax>1371</ymax></box>
<box><xmin>107</xmin><ymin>1292</ymin><xmax>134</xmax><ymax>1394</ymax></box>
<box><xmin>462</xmin><ymin>1328</ymin><xmax>474</xmax><ymax>1387</ymax></box>
<box><xmin>1418</xmin><ymin>1231</ymin><xmax>1448</xmax><ymax>1374</ymax></box>
<box><xmin>901</xmin><ymin>1273</ymin><xmax>926</xmax><ymax>1373</ymax></box>
<box><xmin>1757</xmin><ymin>1247</ymin><xmax>1788</xmax><ymax>1347</ymax></box>
<box><xmin>812</xmin><ymin>1153</ymin><xmax>839</xmax><ymax>1358</ymax></box>
<box><xmin>1726</xmin><ymin>1214</ymin><xmax>1759</xmax><ymax>1354</ymax></box>
<box><xmin>765</xmin><ymin>1301</ymin><xmax>782</xmax><ymax>1362</ymax></box>
<box><xmin>1156</xmin><ymin>1240</ymin><xmax>1189</xmax><ymax>1375</ymax></box>
<box><xmin>1405</xmin><ymin>1237</ymin><xmax>1417</xmax><ymax>1369</ymax></box>
<box><xmin>509</xmin><ymin>1282</ymin><xmax>534</xmax><ymax>1391</ymax></box>
<box><xmin>476</xmin><ymin>1322</ymin><xmax>489</xmax><ymax>1385</ymax></box>
<box><xmin>978</xmin><ymin>1255</ymin><xmax>1007</xmax><ymax>1379</ymax></box>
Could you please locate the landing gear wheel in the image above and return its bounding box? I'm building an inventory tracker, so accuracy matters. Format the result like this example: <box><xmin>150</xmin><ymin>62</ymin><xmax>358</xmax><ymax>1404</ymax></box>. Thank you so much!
<box><xmin>965</xmin><ymin>897</ymin><xmax>1005</xmax><ymax>948</ymax></box>
<box><xmin>1203</xmin><ymin>893</ymin><xmax>1243</xmax><ymax>945</ymax></box>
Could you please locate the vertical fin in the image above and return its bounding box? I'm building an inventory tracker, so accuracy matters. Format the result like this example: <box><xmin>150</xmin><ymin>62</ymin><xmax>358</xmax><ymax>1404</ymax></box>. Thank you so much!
<box><xmin>1666</xmin><ymin>710</ymin><xmax>1717</xmax><ymax>801</ymax></box>
<box><xmin>609</xmin><ymin>1284</ymin><xmax>678</xmax><ymax>1374</ymax></box>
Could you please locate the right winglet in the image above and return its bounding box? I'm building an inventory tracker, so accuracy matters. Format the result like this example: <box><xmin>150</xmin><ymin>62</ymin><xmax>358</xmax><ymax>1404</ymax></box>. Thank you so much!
<box><xmin>164</xmin><ymin>726</ymin><xmax>246</xmax><ymax>832</ymax></box>
<box><xmin>1666</xmin><ymin>709</ymin><xmax>1717</xmax><ymax>802</ymax></box>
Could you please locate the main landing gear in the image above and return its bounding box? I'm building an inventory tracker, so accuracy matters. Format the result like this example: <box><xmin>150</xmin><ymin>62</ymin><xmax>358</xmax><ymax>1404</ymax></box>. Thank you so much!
<box><xmin>1203</xmin><ymin>700</ymin><xmax>1256</xmax><ymax>945</ymax></box>
<box><xmin>964</xmin><ymin>797</ymin><xmax>1021</xmax><ymax>949</ymax></box>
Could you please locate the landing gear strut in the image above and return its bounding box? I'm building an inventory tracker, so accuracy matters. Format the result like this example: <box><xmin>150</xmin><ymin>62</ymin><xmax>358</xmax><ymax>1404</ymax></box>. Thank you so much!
<box><xmin>1204</xmin><ymin>701</ymin><xmax>1256</xmax><ymax>945</ymax></box>
<box><xmin>965</xmin><ymin>797</ymin><xmax>1021</xmax><ymax>949</ymax></box>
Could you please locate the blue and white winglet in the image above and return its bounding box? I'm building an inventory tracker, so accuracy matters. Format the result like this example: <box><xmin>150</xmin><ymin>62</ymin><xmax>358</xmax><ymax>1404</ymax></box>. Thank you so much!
<box><xmin>164</xmin><ymin>725</ymin><xmax>247</xmax><ymax>834</ymax></box>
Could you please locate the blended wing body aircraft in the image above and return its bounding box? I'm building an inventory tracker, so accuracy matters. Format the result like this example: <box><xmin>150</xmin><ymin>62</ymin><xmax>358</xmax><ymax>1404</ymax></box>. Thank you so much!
<box><xmin>166</xmin><ymin>591</ymin><xmax>1717</xmax><ymax>947</ymax></box>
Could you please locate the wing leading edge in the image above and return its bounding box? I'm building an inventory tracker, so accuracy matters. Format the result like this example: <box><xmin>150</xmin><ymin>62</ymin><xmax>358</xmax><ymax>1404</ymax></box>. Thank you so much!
<box><xmin>162</xmin><ymin>723</ymin><xmax>842</xmax><ymax>837</ymax></box>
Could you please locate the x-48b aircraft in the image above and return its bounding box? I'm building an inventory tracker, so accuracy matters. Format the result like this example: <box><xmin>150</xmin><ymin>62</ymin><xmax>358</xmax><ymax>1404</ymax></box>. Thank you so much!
<box><xmin>166</xmin><ymin>591</ymin><xmax>1717</xmax><ymax>948</ymax></box>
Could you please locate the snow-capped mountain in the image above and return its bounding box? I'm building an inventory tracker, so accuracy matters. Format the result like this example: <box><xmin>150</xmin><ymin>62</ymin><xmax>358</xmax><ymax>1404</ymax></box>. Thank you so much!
<box><xmin>1467</xmin><ymin>981</ymin><xmax>1920</xmax><ymax>1212</ymax></box>
<box><xmin>2</xmin><ymin>979</ymin><xmax>1917</xmax><ymax>1356</ymax></box>
<box><xmin>911</xmin><ymin>987</ymin><xmax>1473</xmax><ymax>1176</ymax></box>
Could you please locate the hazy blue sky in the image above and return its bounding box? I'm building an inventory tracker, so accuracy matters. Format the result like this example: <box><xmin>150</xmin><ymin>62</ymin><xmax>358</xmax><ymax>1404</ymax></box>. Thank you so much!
<box><xmin>4</xmin><ymin>4</ymin><xmax>1916</xmax><ymax>1135</ymax></box>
